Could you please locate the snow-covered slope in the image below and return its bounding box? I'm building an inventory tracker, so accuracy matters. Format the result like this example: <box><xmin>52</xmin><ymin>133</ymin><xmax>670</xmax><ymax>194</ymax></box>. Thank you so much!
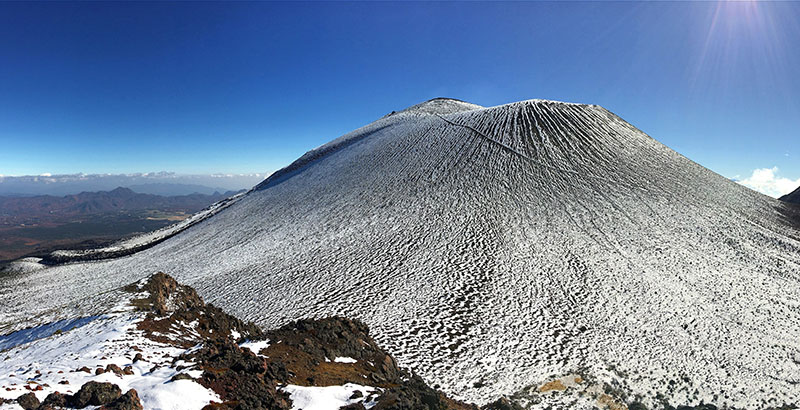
<box><xmin>2</xmin><ymin>98</ymin><xmax>800</xmax><ymax>408</ymax></box>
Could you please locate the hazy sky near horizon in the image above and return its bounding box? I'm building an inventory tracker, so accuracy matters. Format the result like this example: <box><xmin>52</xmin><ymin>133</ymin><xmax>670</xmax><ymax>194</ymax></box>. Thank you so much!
<box><xmin>1</xmin><ymin>2</ymin><xmax>799</xmax><ymax>194</ymax></box>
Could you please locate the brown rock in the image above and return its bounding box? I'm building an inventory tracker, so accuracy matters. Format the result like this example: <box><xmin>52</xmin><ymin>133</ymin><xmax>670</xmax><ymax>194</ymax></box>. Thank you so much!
<box><xmin>42</xmin><ymin>391</ymin><xmax>67</xmax><ymax>408</ymax></box>
<box><xmin>69</xmin><ymin>381</ymin><xmax>122</xmax><ymax>407</ymax></box>
<box><xmin>106</xmin><ymin>364</ymin><xmax>124</xmax><ymax>376</ymax></box>
<box><xmin>102</xmin><ymin>389</ymin><xmax>143</xmax><ymax>410</ymax></box>
<box><xmin>16</xmin><ymin>392</ymin><xmax>40</xmax><ymax>410</ymax></box>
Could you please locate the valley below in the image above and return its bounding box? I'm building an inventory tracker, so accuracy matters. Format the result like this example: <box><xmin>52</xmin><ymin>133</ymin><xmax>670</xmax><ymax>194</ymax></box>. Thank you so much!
<box><xmin>0</xmin><ymin>188</ymin><xmax>237</xmax><ymax>262</ymax></box>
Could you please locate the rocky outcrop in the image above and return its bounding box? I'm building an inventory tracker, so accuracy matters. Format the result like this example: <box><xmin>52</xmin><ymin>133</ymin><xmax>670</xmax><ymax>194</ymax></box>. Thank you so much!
<box><xmin>127</xmin><ymin>272</ymin><xmax>265</xmax><ymax>347</ymax></box>
<box><xmin>128</xmin><ymin>272</ymin><xmax>475</xmax><ymax>409</ymax></box>
<box><xmin>11</xmin><ymin>383</ymin><xmax>142</xmax><ymax>410</ymax></box>
<box><xmin>3</xmin><ymin>273</ymin><xmax>753</xmax><ymax>410</ymax></box>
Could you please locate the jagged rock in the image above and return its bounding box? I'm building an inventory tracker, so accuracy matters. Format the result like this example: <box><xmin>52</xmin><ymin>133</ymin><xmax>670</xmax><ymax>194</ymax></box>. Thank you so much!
<box><xmin>372</xmin><ymin>373</ymin><xmax>455</xmax><ymax>410</ymax></box>
<box><xmin>16</xmin><ymin>392</ymin><xmax>40</xmax><ymax>410</ymax></box>
<box><xmin>192</xmin><ymin>338</ymin><xmax>290</xmax><ymax>410</ymax></box>
<box><xmin>42</xmin><ymin>391</ymin><xmax>68</xmax><ymax>408</ymax></box>
<box><xmin>481</xmin><ymin>397</ymin><xmax>523</xmax><ymax>410</ymax></box>
<box><xmin>69</xmin><ymin>381</ymin><xmax>122</xmax><ymax>407</ymax></box>
<box><xmin>102</xmin><ymin>389</ymin><xmax>143</xmax><ymax>410</ymax></box>
<box><xmin>129</xmin><ymin>272</ymin><xmax>265</xmax><ymax>348</ymax></box>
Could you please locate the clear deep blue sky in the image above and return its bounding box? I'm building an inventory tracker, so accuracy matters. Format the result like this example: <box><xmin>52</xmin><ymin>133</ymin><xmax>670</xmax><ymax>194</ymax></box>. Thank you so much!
<box><xmin>1</xmin><ymin>1</ymin><xmax>798</xmax><ymax>184</ymax></box>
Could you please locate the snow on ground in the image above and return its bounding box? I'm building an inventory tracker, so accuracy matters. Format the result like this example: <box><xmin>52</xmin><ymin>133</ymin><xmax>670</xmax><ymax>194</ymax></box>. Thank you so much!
<box><xmin>280</xmin><ymin>383</ymin><xmax>380</xmax><ymax>410</ymax></box>
<box><xmin>2</xmin><ymin>98</ymin><xmax>800</xmax><ymax>408</ymax></box>
<box><xmin>0</xmin><ymin>258</ymin><xmax>47</xmax><ymax>275</ymax></box>
<box><xmin>333</xmin><ymin>357</ymin><xmax>357</xmax><ymax>364</ymax></box>
<box><xmin>239</xmin><ymin>339</ymin><xmax>270</xmax><ymax>356</ymax></box>
<box><xmin>0</xmin><ymin>301</ymin><xmax>219</xmax><ymax>409</ymax></box>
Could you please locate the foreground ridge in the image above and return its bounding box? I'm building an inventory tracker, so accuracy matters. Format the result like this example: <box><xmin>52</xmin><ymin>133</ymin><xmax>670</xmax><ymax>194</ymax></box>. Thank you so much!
<box><xmin>0</xmin><ymin>273</ymin><xmax>769</xmax><ymax>410</ymax></box>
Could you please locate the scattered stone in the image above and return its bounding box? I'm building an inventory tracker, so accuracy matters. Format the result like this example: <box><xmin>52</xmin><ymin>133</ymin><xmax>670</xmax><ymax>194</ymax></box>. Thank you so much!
<box><xmin>170</xmin><ymin>373</ymin><xmax>193</xmax><ymax>382</ymax></box>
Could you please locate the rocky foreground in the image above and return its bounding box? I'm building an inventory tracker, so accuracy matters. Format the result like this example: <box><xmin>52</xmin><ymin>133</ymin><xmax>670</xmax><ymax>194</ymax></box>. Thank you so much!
<box><xmin>0</xmin><ymin>273</ymin><xmax>784</xmax><ymax>410</ymax></box>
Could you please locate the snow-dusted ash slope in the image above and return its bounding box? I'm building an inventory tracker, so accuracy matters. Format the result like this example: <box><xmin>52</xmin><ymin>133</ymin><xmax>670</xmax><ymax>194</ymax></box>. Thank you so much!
<box><xmin>2</xmin><ymin>98</ymin><xmax>800</xmax><ymax>408</ymax></box>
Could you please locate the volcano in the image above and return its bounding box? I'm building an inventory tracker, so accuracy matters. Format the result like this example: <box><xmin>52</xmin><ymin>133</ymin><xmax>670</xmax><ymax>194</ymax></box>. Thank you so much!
<box><xmin>3</xmin><ymin>98</ymin><xmax>800</xmax><ymax>408</ymax></box>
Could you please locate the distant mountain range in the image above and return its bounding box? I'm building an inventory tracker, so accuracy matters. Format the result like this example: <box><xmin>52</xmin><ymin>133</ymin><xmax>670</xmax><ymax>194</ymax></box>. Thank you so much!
<box><xmin>0</xmin><ymin>187</ymin><xmax>241</xmax><ymax>261</ymax></box>
<box><xmin>0</xmin><ymin>172</ymin><xmax>266</xmax><ymax>196</ymax></box>
<box><xmin>0</xmin><ymin>187</ymin><xmax>240</xmax><ymax>224</ymax></box>
<box><xmin>780</xmin><ymin>185</ymin><xmax>800</xmax><ymax>204</ymax></box>
<box><xmin>127</xmin><ymin>183</ymin><xmax>231</xmax><ymax>196</ymax></box>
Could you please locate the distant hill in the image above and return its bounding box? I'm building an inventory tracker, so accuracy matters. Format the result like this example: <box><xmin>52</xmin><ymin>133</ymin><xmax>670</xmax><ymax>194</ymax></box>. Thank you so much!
<box><xmin>0</xmin><ymin>187</ymin><xmax>240</xmax><ymax>261</ymax></box>
<box><xmin>780</xmin><ymin>185</ymin><xmax>800</xmax><ymax>204</ymax></box>
<box><xmin>127</xmin><ymin>183</ymin><xmax>231</xmax><ymax>196</ymax></box>
<box><xmin>0</xmin><ymin>172</ymin><xmax>266</xmax><ymax>196</ymax></box>
<box><xmin>0</xmin><ymin>187</ymin><xmax>240</xmax><ymax>223</ymax></box>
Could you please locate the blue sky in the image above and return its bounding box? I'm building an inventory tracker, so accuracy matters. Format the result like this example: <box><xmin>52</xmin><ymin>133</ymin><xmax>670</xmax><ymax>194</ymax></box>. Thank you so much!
<box><xmin>1</xmin><ymin>1</ymin><xmax>798</xmax><ymax>194</ymax></box>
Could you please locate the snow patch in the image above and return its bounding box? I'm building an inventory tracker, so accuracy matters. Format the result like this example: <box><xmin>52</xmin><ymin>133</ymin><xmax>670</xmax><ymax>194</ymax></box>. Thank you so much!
<box><xmin>280</xmin><ymin>383</ymin><xmax>380</xmax><ymax>410</ymax></box>
<box><xmin>239</xmin><ymin>339</ymin><xmax>270</xmax><ymax>356</ymax></box>
<box><xmin>0</xmin><ymin>312</ymin><xmax>219</xmax><ymax>409</ymax></box>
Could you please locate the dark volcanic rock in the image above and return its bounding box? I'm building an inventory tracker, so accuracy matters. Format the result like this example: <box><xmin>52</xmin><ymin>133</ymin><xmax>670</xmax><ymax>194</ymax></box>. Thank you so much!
<box><xmin>68</xmin><ymin>381</ymin><xmax>122</xmax><ymax>407</ymax></box>
<box><xmin>42</xmin><ymin>391</ymin><xmax>68</xmax><ymax>408</ymax></box>
<box><xmin>127</xmin><ymin>272</ymin><xmax>265</xmax><ymax>348</ymax></box>
<box><xmin>254</xmin><ymin>317</ymin><xmax>474</xmax><ymax>410</ymax></box>
<box><xmin>192</xmin><ymin>338</ymin><xmax>290</xmax><ymax>410</ymax></box>
<box><xmin>16</xmin><ymin>392</ymin><xmax>40</xmax><ymax>410</ymax></box>
<box><xmin>103</xmin><ymin>389</ymin><xmax>144</xmax><ymax>410</ymax></box>
<box><xmin>482</xmin><ymin>397</ymin><xmax>524</xmax><ymax>410</ymax></box>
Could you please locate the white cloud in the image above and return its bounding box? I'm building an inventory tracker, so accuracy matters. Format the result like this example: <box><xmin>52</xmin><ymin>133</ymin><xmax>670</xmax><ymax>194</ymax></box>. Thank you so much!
<box><xmin>738</xmin><ymin>167</ymin><xmax>800</xmax><ymax>198</ymax></box>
